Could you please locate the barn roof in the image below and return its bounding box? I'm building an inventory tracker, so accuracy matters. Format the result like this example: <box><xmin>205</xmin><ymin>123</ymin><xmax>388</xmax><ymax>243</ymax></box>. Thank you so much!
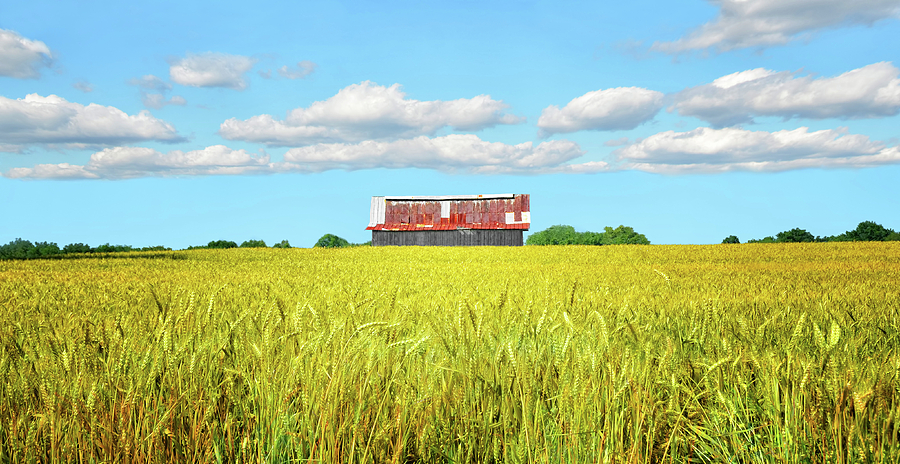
<box><xmin>367</xmin><ymin>194</ymin><xmax>530</xmax><ymax>231</ymax></box>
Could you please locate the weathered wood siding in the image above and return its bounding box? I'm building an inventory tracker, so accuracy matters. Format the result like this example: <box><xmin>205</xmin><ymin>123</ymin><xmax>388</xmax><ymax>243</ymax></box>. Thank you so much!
<box><xmin>372</xmin><ymin>229</ymin><xmax>523</xmax><ymax>246</ymax></box>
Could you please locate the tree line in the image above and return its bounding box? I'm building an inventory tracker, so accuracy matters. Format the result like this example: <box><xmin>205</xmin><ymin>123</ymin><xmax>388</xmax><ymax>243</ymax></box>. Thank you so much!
<box><xmin>0</xmin><ymin>239</ymin><xmax>174</xmax><ymax>260</ymax></box>
<box><xmin>0</xmin><ymin>234</ymin><xmax>369</xmax><ymax>259</ymax></box>
<box><xmin>526</xmin><ymin>225</ymin><xmax>651</xmax><ymax>245</ymax></box>
<box><xmin>3</xmin><ymin>221</ymin><xmax>896</xmax><ymax>259</ymax></box>
<box><xmin>186</xmin><ymin>239</ymin><xmax>292</xmax><ymax>250</ymax></box>
<box><xmin>723</xmin><ymin>221</ymin><xmax>900</xmax><ymax>244</ymax></box>
<box><xmin>0</xmin><ymin>238</ymin><xmax>291</xmax><ymax>260</ymax></box>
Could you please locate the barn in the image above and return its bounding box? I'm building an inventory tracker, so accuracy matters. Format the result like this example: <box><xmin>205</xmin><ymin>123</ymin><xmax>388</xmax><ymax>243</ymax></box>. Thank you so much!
<box><xmin>366</xmin><ymin>194</ymin><xmax>531</xmax><ymax>246</ymax></box>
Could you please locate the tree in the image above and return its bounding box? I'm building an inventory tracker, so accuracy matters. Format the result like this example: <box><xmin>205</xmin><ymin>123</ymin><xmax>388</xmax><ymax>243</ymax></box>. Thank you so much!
<box><xmin>775</xmin><ymin>228</ymin><xmax>815</xmax><ymax>243</ymax></box>
<box><xmin>31</xmin><ymin>242</ymin><xmax>61</xmax><ymax>258</ymax></box>
<box><xmin>843</xmin><ymin>221</ymin><xmax>895</xmax><ymax>242</ymax></box>
<box><xmin>314</xmin><ymin>234</ymin><xmax>350</xmax><ymax>248</ymax></box>
<box><xmin>526</xmin><ymin>224</ymin><xmax>650</xmax><ymax>246</ymax></box>
<box><xmin>63</xmin><ymin>243</ymin><xmax>92</xmax><ymax>254</ymax></box>
<box><xmin>887</xmin><ymin>231</ymin><xmax>900</xmax><ymax>241</ymax></box>
<box><xmin>747</xmin><ymin>236</ymin><xmax>776</xmax><ymax>244</ymax></box>
<box><xmin>575</xmin><ymin>231</ymin><xmax>605</xmax><ymax>245</ymax></box>
<box><xmin>207</xmin><ymin>240</ymin><xmax>238</xmax><ymax>249</ymax></box>
<box><xmin>602</xmin><ymin>225</ymin><xmax>650</xmax><ymax>245</ymax></box>
<box><xmin>722</xmin><ymin>235</ymin><xmax>740</xmax><ymax>244</ymax></box>
<box><xmin>0</xmin><ymin>239</ymin><xmax>34</xmax><ymax>259</ymax></box>
<box><xmin>526</xmin><ymin>225</ymin><xmax>578</xmax><ymax>245</ymax></box>
<box><xmin>94</xmin><ymin>243</ymin><xmax>134</xmax><ymax>253</ymax></box>
<box><xmin>0</xmin><ymin>239</ymin><xmax>61</xmax><ymax>259</ymax></box>
<box><xmin>240</xmin><ymin>239</ymin><xmax>267</xmax><ymax>248</ymax></box>
<box><xmin>272</xmin><ymin>240</ymin><xmax>292</xmax><ymax>249</ymax></box>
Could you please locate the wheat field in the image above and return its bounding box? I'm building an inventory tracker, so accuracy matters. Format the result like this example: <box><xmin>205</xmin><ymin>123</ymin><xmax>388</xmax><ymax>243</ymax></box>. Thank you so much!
<box><xmin>1</xmin><ymin>243</ymin><xmax>899</xmax><ymax>463</ymax></box>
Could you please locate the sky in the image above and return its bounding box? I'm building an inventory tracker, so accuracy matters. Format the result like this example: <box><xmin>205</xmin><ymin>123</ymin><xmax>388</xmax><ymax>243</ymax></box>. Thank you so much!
<box><xmin>1</xmin><ymin>0</ymin><xmax>899</xmax><ymax>248</ymax></box>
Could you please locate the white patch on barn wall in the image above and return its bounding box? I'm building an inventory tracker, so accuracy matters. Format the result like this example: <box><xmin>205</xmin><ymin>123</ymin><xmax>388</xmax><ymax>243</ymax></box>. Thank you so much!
<box><xmin>369</xmin><ymin>196</ymin><xmax>386</xmax><ymax>227</ymax></box>
<box><xmin>521</xmin><ymin>212</ymin><xmax>530</xmax><ymax>223</ymax></box>
<box><xmin>505</xmin><ymin>212</ymin><xmax>514</xmax><ymax>224</ymax></box>
<box><xmin>440</xmin><ymin>201</ymin><xmax>450</xmax><ymax>218</ymax></box>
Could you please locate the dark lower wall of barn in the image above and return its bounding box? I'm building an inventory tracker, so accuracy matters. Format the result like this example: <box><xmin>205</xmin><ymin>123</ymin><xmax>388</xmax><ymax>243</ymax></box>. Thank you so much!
<box><xmin>372</xmin><ymin>229</ymin><xmax>524</xmax><ymax>246</ymax></box>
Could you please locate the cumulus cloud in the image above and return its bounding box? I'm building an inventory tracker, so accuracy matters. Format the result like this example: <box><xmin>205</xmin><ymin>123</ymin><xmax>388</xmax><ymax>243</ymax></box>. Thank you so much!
<box><xmin>169</xmin><ymin>52</ymin><xmax>257</xmax><ymax>90</ymax></box>
<box><xmin>4</xmin><ymin>163</ymin><xmax>98</xmax><ymax>179</ymax></box>
<box><xmin>652</xmin><ymin>0</ymin><xmax>900</xmax><ymax>53</ymax></box>
<box><xmin>4</xmin><ymin>145</ymin><xmax>269</xmax><ymax>179</ymax></box>
<box><xmin>537</xmin><ymin>87</ymin><xmax>664</xmax><ymax>135</ymax></box>
<box><xmin>0</xmin><ymin>94</ymin><xmax>183</xmax><ymax>146</ymax></box>
<box><xmin>615</xmin><ymin>126</ymin><xmax>900</xmax><ymax>173</ymax></box>
<box><xmin>672</xmin><ymin>62</ymin><xmax>900</xmax><ymax>126</ymax></box>
<box><xmin>0</xmin><ymin>29</ymin><xmax>52</xmax><ymax>78</ymax></box>
<box><xmin>276</xmin><ymin>134</ymin><xmax>604</xmax><ymax>174</ymax></box>
<box><xmin>3</xmin><ymin>135</ymin><xmax>609</xmax><ymax>178</ymax></box>
<box><xmin>278</xmin><ymin>60</ymin><xmax>317</xmax><ymax>79</ymax></box>
<box><xmin>220</xmin><ymin>81</ymin><xmax>524</xmax><ymax>146</ymax></box>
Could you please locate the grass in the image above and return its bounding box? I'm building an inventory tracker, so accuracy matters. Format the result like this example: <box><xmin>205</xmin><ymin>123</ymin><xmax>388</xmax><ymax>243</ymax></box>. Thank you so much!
<box><xmin>0</xmin><ymin>243</ymin><xmax>898</xmax><ymax>463</ymax></box>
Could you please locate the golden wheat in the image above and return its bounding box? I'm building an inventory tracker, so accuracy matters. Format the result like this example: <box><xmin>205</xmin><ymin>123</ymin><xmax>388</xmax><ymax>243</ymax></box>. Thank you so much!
<box><xmin>0</xmin><ymin>243</ymin><xmax>898</xmax><ymax>462</ymax></box>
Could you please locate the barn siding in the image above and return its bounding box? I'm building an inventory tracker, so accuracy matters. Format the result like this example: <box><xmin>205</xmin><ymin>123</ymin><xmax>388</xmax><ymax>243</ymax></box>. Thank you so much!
<box><xmin>372</xmin><ymin>230</ymin><xmax>523</xmax><ymax>247</ymax></box>
<box><xmin>371</xmin><ymin>194</ymin><xmax>530</xmax><ymax>231</ymax></box>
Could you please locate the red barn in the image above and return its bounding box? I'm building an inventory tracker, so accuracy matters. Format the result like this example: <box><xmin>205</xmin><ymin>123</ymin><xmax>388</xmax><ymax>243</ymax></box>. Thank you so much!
<box><xmin>366</xmin><ymin>194</ymin><xmax>531</xmax><ymax>246</ymax></box>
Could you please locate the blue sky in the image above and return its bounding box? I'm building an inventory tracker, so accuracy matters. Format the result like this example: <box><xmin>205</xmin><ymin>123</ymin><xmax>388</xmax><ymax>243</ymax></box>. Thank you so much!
<box><xmin>2</xmin><ymin>0</ymin><xmax>899</xmax><ymax>247</ymax></box>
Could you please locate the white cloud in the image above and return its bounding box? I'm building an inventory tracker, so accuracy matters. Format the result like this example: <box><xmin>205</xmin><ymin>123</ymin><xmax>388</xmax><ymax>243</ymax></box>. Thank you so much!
<box><xmin>220</xmin><ymin>81</ymin><xmax>524</xmax><ymax>146</ymax></box>
<box><xmin>4</xmin><ymin>145</ymin><xmax>269</xmax><ymax>179</ymax></box>
<box><xmin>5</xmin><ymin>163</ymin><xmax>98</xmax><ymax>179</ymax></box>
<box><xmin>141</xmin><ymin>94</ymin><xmax>187</xmax><ymax>110</ymax></box>
<box><xmin>169</xmin><ymin>52</ymin><xmax>257</xmax><ymax>90</ymax></box>
<box><xmin>3</xmin><ymin>135</ymin><xmax>607</xmax><ymax>179</ymax></box>
<box><xmin>0</xmin><ymin>143</ymin><xmax>26</xmax><ymax>153</ymax></box>
<box><xmin>72</xmin><ymin>81</ymin><xmax>94</xmax><ymax>93</ymax></box>
<box><xmin>537</xmin><ymin>87</ymin><xmax>663</xmax><ymax>135</ymax></box>
<box><xmin>278</xmin><ymin>60</ymin><xmax>317</xmax><ymax>79</ymax></box>
<box><xmin>672</xmin><ymin>62</ymin><xmax>900</xmax><ymax>126</ymax></box>
<box><xmin>615</xmin><ymin>126</ymin><xmax>900</xmax><ymax>173</ymax></box>
<box><xmin>653</xmin><ymin>0</ymin><xmax>900</xmax><ymax>53</ymax></box>
<box><xmin>0</xmin><ymin>29</ymin><xmax>52</xmax><ymax>79</ymax></box>
<box><xmin>604</xmin><ymin>137</ymin><xmax>630</xmax><ymax>147</ymax></box>
<box><xmin>129</xmin><ymin>74</ymin><xmax>172</xmax><ymax>92</ymax></box>
<box><xmin>710</xmin><ymin>68</ymin><xmax>776</xmax><ymax>89</ymax></box>
<box><xmin>128</xmin><ymin>74</ymin><xmax>186</xmax><ymax>109</ymax></box>
<box><xmin>277</xmin><ymin>134</ymin><xmax>604</xmax><ymax>174</ymax></box>
<box><xmin>0</xmin><ymin>94</ymin><xmax>183</xmax><ymax>146</ymax></box>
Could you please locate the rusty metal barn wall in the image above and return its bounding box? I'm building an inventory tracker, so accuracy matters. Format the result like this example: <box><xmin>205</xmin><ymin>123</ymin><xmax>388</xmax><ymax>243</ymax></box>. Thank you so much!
<box><xmin>368</xmin><ymin>194</ymin><xmax>530</xmax><ymax>231</ymax></box>
<box><xmin>372</xmin><ymin>230</ymin><xmax>523</xmax><ymax>246</ymax></box>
